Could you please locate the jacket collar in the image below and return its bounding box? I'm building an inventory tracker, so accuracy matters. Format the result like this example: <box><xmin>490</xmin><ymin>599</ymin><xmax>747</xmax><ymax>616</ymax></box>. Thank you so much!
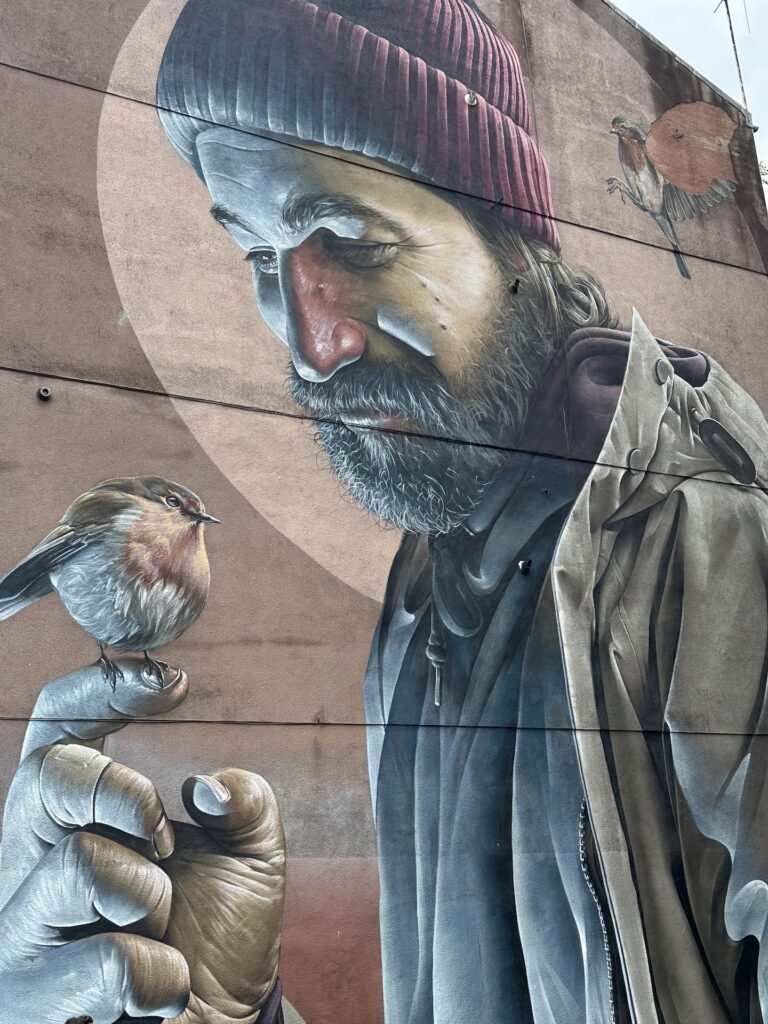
<box><xmin>587</xmin><ymin>309</ymin><xmax>676</xmax><ymax>522</ymax></box>
<box><xmin>597</xmin><ymin>309</ymin><xmax>765</xmax><ymax>525</ymax></box>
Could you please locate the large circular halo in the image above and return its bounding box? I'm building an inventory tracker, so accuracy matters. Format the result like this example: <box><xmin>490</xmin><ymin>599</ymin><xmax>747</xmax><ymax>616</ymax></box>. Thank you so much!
<box><xmin>97</xmin><ymin>0</ymin><xmax>399</xmax><ymax>602</ymax></box>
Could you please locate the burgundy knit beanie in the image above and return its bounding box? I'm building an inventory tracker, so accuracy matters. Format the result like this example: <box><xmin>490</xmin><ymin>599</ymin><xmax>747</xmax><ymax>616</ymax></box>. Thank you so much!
<box><xmin>157</xmin><ymin>0</ymin><xmax>560</xmax><ymax>251</ymax></box>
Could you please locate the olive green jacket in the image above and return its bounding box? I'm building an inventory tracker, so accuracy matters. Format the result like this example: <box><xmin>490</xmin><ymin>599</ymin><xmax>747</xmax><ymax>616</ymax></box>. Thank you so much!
<box><xmin>555</xmin><ymin>310</ymin><xmax>768</xmax><ymax>1023</ymax></box>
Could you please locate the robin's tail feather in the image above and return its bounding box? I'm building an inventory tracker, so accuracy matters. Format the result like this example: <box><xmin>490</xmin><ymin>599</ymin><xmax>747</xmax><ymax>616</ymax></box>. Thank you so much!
<box><xmin>0</xmin><ymin>576</ymin><xmax>54</xmax><ymax>620</ymax></box>
<box><xmin>655</xmin><ymin>214</ymin><xmax>692</xmax><ymax>280</ymax></box>
<box><xmin>673</xmin><ymin>247</ymin><xmax>691</xmax><ymax>280</ymax></box>
<box><xmin>0</xmin><ymin>526</ymin><xmax>87</xmax><ymax>621</ymax></box>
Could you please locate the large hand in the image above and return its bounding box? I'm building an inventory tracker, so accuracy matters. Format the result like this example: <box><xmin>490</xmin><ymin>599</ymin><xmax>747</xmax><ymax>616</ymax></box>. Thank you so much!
<box><xmin>0</xmin><ymin>662</ymin><xmax>285</xmax><ymax>1024</ymax></box>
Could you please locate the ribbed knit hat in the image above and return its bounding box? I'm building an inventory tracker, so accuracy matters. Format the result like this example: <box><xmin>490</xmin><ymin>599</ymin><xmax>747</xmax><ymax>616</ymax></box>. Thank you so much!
<box><xmin>157</xmin><ymin>0</ymin><xmax>560</xmax><ymax>251</ymax></box>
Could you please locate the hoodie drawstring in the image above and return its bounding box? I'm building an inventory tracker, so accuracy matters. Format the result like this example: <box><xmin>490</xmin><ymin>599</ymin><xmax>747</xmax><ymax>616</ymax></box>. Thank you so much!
<box><xmin>427</xmin><ymin>605</ymin><xmax>447</xmax><ymax>708</ymax></box>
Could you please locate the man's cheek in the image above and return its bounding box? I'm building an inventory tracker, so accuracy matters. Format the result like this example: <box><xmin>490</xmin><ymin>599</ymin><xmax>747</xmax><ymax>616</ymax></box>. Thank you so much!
<box><xmin>253</xmin><ymin>273</ymin><xmax>289</xmax><ymax>347</ymax></box>
<box><xmin>376</xmin><ymin>302</ymin><xmax>439</xmax><ymax>359</ymax></box>
<box><xmin>375</xmin><ymin>265</ymin><xmax>468</xmax><ymax>362</ymax></box>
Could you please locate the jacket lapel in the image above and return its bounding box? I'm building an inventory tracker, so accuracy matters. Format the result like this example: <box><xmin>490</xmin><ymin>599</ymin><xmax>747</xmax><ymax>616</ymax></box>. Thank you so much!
<box><xmin>551</xmin><ymin>310</ymin><xmax>673</xmax><ymax>1024</ymax></box>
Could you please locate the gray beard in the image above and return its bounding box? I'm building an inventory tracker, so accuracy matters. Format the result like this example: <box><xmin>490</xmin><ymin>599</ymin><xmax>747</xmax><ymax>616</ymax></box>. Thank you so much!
<box><xmin>289</xmin><ymin>300</ymin><xmax>557</xmax><ymax>534</ymax></box>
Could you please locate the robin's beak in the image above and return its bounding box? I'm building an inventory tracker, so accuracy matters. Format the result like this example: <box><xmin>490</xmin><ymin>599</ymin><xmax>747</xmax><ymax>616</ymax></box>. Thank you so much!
<box><xmin>191</xmin><ymin>510</ymin><xmax>221</xmax><ymax>524</ymax></box>
<box><xmin>610</xmin><ymin>127</ymin><xmax>619</xmax><ymax>134</ymax></box>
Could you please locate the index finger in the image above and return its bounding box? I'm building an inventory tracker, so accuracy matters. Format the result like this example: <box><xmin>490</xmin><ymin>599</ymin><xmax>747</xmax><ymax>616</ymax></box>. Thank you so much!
<box><xmin>20</xmin><ymin>660</ymin><xmax>189</xmax><ymax>761</ymax></box>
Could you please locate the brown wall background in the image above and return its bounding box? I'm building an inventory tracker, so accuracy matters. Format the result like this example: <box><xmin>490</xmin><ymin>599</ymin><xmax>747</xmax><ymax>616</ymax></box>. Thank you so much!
<box><xmin>1</xmin><ymin>0</ymin><xmax>766</xmax><ymax>1021</ymax></box>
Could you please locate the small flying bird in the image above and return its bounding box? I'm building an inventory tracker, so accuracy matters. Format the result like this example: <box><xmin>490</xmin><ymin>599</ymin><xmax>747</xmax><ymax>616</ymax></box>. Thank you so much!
<box><xmin>606</xmin><ymin>101</ymin><xmax>738</xmax><ymax>279</ymax></box>
<box><xmin>0</xmin><ymin>476</ymin><xmax>218</xmax><ymax>687</ymax></box>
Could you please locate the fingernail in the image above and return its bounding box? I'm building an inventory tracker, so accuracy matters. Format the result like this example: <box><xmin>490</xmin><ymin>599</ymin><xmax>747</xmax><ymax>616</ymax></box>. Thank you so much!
<box><xmin>141</xmin><ymin>664</ymin><xmax>184</xmax><ymax>691</ymax></box>
<box><xmin>152</xmin><ymin>813</ymin><xmax>175</xmax><ymax>859</ymax></box>
<box><xmin>191</xmin><ymin>774</ymin><xmax>231</xmax><ymax>815</ymax></box>
<box><xmin>164</xmin><ymin>666</ymin><xmax>185</xmax><ymax>688</ymax></box>
<box><xmin>141</xmin><ymin>665</ymin><xmax>165</xmax><ymax>691</ymax></box>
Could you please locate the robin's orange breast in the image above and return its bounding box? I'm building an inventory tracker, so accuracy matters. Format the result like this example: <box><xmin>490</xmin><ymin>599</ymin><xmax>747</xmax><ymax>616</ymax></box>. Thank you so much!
<box><xmin>123</xmin><ymin>512</ymin><xmax>210</xmax><ymax>605</ymax></box>
<box><xmin>619</xmin><ymin>137</ymin><xmax>645</xmax><ymax>174</ymax></box>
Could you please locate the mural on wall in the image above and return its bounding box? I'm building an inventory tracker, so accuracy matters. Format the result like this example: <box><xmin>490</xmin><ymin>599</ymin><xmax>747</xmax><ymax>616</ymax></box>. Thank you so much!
<box><xmin>606</xmin><ymin>101</ymin><xmax>738</xmax><ymax>278</ymax></box>
<box><xmin>1</xmin><ymin>1</ymin><xmax>768</xmax><ymax>1023</ymax></box>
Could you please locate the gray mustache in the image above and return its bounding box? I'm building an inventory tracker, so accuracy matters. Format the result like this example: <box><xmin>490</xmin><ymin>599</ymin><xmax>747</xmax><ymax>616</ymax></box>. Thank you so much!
<box><xmin>287</xmin><ymin>362</ymin><xmax>464</xmax><ymax>434</ymax></box>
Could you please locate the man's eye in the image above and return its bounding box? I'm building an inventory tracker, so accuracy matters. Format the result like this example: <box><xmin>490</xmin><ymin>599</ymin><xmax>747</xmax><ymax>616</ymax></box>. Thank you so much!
<box><xmin>245</xmin><ymin>248</ymin><xmax>279</xmax><ymax>275</ymax></box>
<box><xmin>325</xmin><ymin>239</ymin><xmax>399</xmax><ymax>269</ymax></box>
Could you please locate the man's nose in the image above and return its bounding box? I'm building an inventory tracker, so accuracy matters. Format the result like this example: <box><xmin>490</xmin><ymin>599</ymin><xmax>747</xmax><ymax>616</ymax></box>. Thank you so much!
<box><xmin>282</xmin><ymin>241</ymin><xmax>368</xmax><ymax>382</ymax></box>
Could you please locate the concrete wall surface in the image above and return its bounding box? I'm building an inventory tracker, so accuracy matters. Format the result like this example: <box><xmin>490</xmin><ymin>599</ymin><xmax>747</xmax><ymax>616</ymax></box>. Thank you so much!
<box><xmin>1</xmin><ymin>2</ymin><xmax>767</xmax><ymax>1023</ymax></box>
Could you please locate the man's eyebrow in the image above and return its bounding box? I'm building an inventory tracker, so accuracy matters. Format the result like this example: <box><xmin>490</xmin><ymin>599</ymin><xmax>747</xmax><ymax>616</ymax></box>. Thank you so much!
<box><xmin>281</xmin><ymin>193</ymin><xmax>405</xmax><ymax>237</ymax></box>
<box><xmin>209</xmin><ymin>204</ymin><xmax>257</xmax><ymax>234</ymax></box>
<box><xmin>210</xmin><ymin>195</ymin><xmax>407</xmax><ymax>239</ymax></box>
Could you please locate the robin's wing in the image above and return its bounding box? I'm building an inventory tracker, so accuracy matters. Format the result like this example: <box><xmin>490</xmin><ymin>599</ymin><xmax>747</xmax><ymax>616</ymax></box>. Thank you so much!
<box><xmin>646</xmin><ymin>101</ymin><xmax>738</xmax><ymax>222</ymax></box>
<box><xmin>0</xmin><ymin>525</ymin><xmax>94</xmax><ymax>620</ymax></box>
<box><xmin>663</xmin><ymin>178</ymin><xmax>737</xmax><ymax>222</ymax></box>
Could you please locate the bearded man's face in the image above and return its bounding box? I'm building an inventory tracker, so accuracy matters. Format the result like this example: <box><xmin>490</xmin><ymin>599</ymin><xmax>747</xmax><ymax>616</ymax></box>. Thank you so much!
<box><xmin>198</xmin><ymin>131</ymin><xmax>556</xmax><ymax>533</ymax></box>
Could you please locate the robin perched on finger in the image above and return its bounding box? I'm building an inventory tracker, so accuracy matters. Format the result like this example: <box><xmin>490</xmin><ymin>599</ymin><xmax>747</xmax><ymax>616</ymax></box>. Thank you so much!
<box><xmin>0</xmin><ymin>476</ymin><xmax>219</xmax><ymax>687</ymax></box>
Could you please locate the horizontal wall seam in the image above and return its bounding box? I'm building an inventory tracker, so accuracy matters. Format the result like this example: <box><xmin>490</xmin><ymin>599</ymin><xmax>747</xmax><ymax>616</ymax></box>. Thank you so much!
<box><xmin>1</xmin><ymin>361</ymin><xmax>767</xmax><ymax>496</ymax></box>
<box><xmin>1</xmin><ymin>57</ymin><xmax>765</xmax><ymax>280</ymax></box>
<box><xmin>0</xmin><ymin>715</ymin><xmax>765</xmax><ymax>738</ymax></box>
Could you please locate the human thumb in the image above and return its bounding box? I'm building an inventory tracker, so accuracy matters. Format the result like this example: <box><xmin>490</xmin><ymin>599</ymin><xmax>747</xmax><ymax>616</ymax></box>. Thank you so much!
<box><xmin>181</xmin><ymin>769</ymin><xmax>286</xmax><ymax>866</ymax></box>
<box><xmin>177</xmin><ymin>771</ymin><xmax>285</xmax><ymax>1015</ymax></box>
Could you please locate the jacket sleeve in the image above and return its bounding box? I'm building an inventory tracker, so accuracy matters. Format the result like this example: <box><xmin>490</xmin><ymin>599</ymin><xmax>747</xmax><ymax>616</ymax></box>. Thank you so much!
<box><xmin>664</xmin><ymin>479</ymin><xmax>768</xmax><ymax>1015</ymax></box>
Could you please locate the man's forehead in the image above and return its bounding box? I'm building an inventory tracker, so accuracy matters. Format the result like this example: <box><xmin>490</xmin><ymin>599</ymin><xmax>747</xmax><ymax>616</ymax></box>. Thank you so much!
<box><xmin>196</xmin><ymin>127</ymin><xmax>341</xmax><ymax>193</ymax></box>
<box><xmin>197</xmin><ymin>127</ymin><xmax>414</xmax><ymax>241</ymax></box>
<box><xmin>196</xmin><ymin>125</ymin><xmax>404</xmax><ymax>175</ymax></box>
<box><xmin>196</xmin><ymin>126</ymin><xmax>292</xmax><ymax>155</ymax></box>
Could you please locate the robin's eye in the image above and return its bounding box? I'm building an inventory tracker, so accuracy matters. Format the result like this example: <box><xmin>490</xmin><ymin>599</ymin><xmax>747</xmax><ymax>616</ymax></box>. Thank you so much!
<box><xmin>165</xmin><ymin>495</ymin><xmax>182</xmax><ymax>508</ymax></box>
